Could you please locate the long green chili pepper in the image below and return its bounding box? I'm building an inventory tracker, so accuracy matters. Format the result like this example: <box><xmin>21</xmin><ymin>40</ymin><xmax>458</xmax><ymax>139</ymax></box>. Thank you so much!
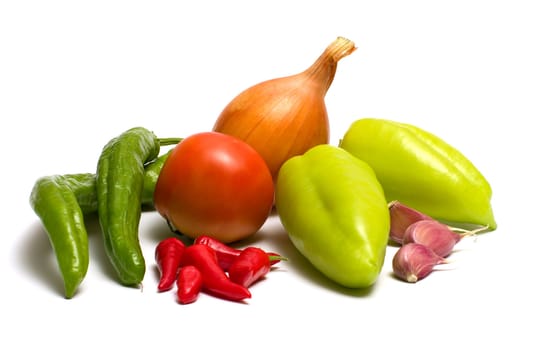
<box><xmin>58</xmin><ymin>173</ymin><xmax>98</xmax><ymax>215</ymax></box>
<box><xmin>29</xmin><ymin>175</ymin><xmax>91</xmax><ymax>299</ymax></box>
<box><xmin>64</xmin><ymin>151</ymin><xmax>172</xmax><ymax>214</ymax></box>
<box><xmin>29</xmin><ymin>151</ymin><xmax>173</xmax><ymax>297</ymax></box>
<box><xmin>141</xmin><ymin>150</ymin><xmax>173</xmax><ymax>207</ymax></box>
<box><xmin>96</xmin><ymin>127</ymin><xmax>179</xmax><ymax>286</ymax></box>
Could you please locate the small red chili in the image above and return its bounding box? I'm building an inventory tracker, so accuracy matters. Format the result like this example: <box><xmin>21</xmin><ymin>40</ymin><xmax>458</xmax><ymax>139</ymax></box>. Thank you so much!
<box><xmin>228</xmin><ymin>247</ymin><xmax>284</xmax><ymax>288</ymax></box>
<box><xmin>155</xmin><ymin>237</ymin><xmax>186</xmax><ymax>292</ymax></box>
<box><xmin>193</xmin><ymin>235</ymin><xmax>240</xmax><ymax>271</ymax></box>
<box><xmin>176</xmin><ymin>265</ymin><xmax>202</xmax><ymax>304</ymax></box>
<box><xmin>181</xmin><ymin>244</ymin><xmax>251</xmax><ymax>302</ymax></box>
<box><xmin>194</xmin><ymin>235</ymin><xmax>283</xmax><ymax>271</ymax></box>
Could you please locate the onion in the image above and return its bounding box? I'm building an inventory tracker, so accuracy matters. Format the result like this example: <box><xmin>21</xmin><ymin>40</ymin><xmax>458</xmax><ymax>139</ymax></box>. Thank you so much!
<box><xmin>213</xmin><ymin>36</ymin><xmax>356</xmax><ymax>179</ymax></box>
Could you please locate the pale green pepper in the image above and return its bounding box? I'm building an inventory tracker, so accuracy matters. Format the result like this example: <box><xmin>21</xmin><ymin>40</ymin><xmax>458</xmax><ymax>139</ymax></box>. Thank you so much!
<box><xmin>275</xmin><ymin>144</ymin><xmax>390</xmax><ymax>289</ymax></box>
<box><xmin>339</xmin><ymin>118</ymin><xmax>497</xmax><ymax>230</ymax></box>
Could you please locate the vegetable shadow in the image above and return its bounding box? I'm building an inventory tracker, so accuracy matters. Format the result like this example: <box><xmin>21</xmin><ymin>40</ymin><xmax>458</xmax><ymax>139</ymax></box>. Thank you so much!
<box><xmin>138</xmin><ymin>211</ymin><xmax>191</xmax><ymax>284</ymax></box>
<box><xmin>140</xmin><ymin>209</ymin><xmax>377</xmax><ymax>297</ymax></box>
<box><xmin>241</xmin><ymin>218</ymin><xmax>377</xmax><ymax>298</ymax></box>
<box><xmin>19</xmin><ymin>221</ymin><xmax>66</xmax><ymax>297</ymax></box>
<box><xmin>142</xmin><ymin>210</ymin><xmax>192</xmax><ymax>245</ymax></box>
<box><xmin>19</xmin><ymin>214</ymin><xmax>127</xmax><ymax>298</ymax></box>
<box><xmin>84</xmin><ymin>213</ymin><xmax>123</xmax><ymax>282</ymax></box>
<box><xmin>21</xmin><ymin>209</ymin><xmax>377</xmax><ymax>298</ymax></box>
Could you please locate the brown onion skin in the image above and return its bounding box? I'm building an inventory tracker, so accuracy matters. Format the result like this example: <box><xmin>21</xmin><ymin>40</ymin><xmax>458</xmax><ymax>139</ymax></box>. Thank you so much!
<box><xmin>213</xmin><ymin>74</ymin><xmax>329</xmax><ymax>180</ymax></box>
<box><xmin>213</xmin><ymin>37</ymin><xmax>356</xmax><ymax>180</ymax></box>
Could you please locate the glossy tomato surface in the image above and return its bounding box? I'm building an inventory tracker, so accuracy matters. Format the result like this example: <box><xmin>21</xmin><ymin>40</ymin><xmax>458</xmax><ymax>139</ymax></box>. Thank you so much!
<box><xmin>154</xmin><ymin>132</ymin><xmax>274</xmax><ymax>243</ymax></box>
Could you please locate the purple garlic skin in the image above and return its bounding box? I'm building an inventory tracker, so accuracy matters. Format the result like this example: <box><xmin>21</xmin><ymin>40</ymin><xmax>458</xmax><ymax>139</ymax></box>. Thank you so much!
<box><xmin>389</xmin><ymin>201</ymin><xmax>433</xmax><ymax>244</ymax></box>
<box><xmin>392</xmin><ymin>243</ymin><xmax>446</xmax><ymax>283</ymax></box>
<box><xmin>403</xmin><ymin>219</ymin><xmax>462</xmax><ymax>258</ymax></box>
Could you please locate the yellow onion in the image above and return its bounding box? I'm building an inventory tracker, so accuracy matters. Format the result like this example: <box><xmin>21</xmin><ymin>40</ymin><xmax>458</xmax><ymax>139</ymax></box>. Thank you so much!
<box><xmin>213</xmin><ymin>36</ymin><xmax>356</xmax><ymax>180</ymax></box>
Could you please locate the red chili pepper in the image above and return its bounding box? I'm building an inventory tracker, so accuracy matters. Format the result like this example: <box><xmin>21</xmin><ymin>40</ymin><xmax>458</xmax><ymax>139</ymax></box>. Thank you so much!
<box><xmin>193</xmin><ymin>235</ymin><xmax>240</xmax><ymax>271</ymax></box>
<box><xmin>176</xmin><ymin>265</ymin><xmax>202</xmax><ymax>304</ymax></box>
<box><xmin>228</xmin><ymin>247</ymin><xmax>283</xmax><ymax>288</ymax></box>
<box><xmin>181</xmin><ymin>244</ymin><xmax>251</xmax><ymax>302</ymax></box>
<box><xmin>155</xmin><ymin>237</ymin><xmax>186</xmax><ymax>292</ymax></box>
<box><xmin>194</xmin><ymin>235</ymin><xmax>283</xmax><ymax>271</ymax></box>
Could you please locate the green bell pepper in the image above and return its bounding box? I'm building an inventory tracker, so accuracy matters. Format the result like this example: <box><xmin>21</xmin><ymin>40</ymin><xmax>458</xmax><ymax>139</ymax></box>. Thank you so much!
<box><xmin>275</xmin><ymin>144</ymin><xmax>390</xmax><ymax>289</ymax></box>
<box><xmin>339</xmin><ymin>118</ymin><xmax>497</xmax><ymax>231</ymax></box>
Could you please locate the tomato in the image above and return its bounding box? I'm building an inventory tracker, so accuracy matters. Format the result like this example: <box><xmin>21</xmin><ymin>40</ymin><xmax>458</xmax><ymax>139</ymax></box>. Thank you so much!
<box><xmin>153</xmin><ymin>131</ymin><xmax>274</xmax><ymax>243</ymax></box>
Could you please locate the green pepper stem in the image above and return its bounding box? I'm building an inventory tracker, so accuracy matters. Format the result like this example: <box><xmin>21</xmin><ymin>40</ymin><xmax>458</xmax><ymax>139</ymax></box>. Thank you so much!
<box><xmin>159</xmin><ymin>137</ymin><xmax>183</xmax><ymax>146</ymax></box>
<box><xmin>268</xmin><ymin>255</ymin><xmax>288</xmax><ymax>261</ymax></box>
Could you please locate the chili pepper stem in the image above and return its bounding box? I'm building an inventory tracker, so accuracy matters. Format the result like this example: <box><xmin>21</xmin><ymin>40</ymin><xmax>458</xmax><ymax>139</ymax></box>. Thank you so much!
<box><xmin>158</xmin><ymin>137</ymin><xmax>183</xmax><ymax>146</ymax></box>
<box><xmin>269</xmin><ymin>255</ymin><xmax>287</xmax><ymax>262</ymax></box>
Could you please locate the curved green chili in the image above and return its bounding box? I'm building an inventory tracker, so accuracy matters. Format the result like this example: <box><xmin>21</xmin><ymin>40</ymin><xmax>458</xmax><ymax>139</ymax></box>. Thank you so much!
<box><xmin>141</xmin><ymin>150</ymin><xmax>173</xmax><ymax>207</ymax></box>
<box><xmin>29</xmin><ymin>126</ymin><xmax>178</xmax><ymax>295</ymax></box>
<box><xmin>63</xmin><ymin>151</ymin><xmax>172</xmax><ymax>214</ymax></box>
<box><xmin>29</xmin><ymin>150</ymin><xmax>173</xmax><ymax>297</ymax></box>
<box><xmin>96</xmin><ymin>127</ymin><xmax>178</xmax><ymax>286</ymax></box>
<box><xmin>29</xmin><ymin>175</ymin><xmax>90</xmax><ymax>298</ymax></box>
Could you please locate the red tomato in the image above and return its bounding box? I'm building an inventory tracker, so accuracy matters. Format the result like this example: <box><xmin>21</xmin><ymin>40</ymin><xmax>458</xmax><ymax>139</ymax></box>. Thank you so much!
<box><xmin>154</xmin><ymin>132</ymin><xmax>274</xmax><ymax>243</ymax></box>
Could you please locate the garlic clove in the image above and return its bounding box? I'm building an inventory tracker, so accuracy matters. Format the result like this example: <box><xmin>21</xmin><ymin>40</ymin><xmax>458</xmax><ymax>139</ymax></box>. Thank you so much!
<box><xmin>403</xmin><ymin>219</ymin><xmax>467</xmax><ymax>258</ymax></box>
<box><xmin>392</xmin><ymin>243</ymin><xmax>447</xmax><ymax>283</ymax></box>
<box><xmin>388</xmin><ymin>201</ymin><xmax>433</xmax><ymax>244</ymax></box>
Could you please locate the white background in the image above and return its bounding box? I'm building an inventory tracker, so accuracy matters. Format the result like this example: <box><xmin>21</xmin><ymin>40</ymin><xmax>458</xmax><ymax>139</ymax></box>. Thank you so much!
<box><xmin>2</xmin><ymin>1</ymin><xmax>541</xmax><ymax>349</ymax></box>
